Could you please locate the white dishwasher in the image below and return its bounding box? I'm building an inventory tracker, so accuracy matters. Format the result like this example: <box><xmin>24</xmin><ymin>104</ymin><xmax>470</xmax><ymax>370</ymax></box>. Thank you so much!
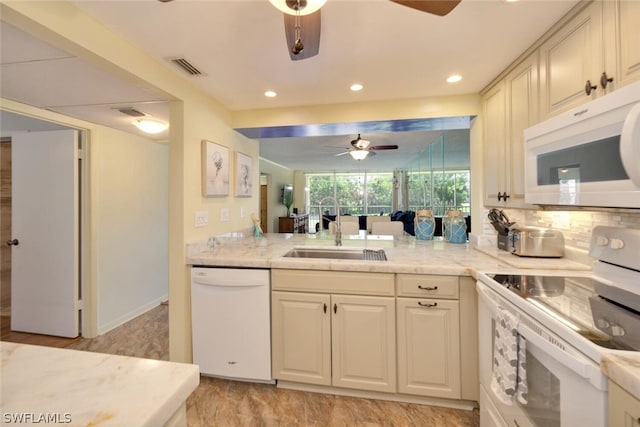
<box><xmin>191</xmin><ymin>267</ymin><xmax>272</xmax><ymax>383</ymax></box>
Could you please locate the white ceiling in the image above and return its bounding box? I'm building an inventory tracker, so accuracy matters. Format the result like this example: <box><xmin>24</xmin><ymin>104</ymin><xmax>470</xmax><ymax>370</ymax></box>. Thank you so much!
<box><xmin>1</xmin><ymin>0</ymin><xmax>579</xmax><ymax>170</ymax></box>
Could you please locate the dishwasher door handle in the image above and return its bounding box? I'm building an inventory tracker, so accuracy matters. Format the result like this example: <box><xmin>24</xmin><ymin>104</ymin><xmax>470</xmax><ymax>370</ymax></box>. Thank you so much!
<box><xmin>192</xmin><ymin>279</ymin><xmax>266</xmax><ymax>288</ymax></box>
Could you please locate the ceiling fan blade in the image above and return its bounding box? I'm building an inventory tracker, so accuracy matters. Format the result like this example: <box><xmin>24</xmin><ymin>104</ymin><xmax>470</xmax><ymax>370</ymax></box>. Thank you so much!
<box><xmin>391</xmin><ymin>0</ymin><xmax>461</xmax><ymax>16</ymax></box>
<box><xmin>284</xmin><ymin>9</ymin><xmax>321</xmax><ymax>61</ymax></box>
<box><xmin>335</xmin><ymin>151</ymin><xmax>351</xmax><ymax>157</ymax></box>
<box><xmin>369</xmin><ymin>145</ymin><xmax>399</xmax><ymax>150</ymax></box>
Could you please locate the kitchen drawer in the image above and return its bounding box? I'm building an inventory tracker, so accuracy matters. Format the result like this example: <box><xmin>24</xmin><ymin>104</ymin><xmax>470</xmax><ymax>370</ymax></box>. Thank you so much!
<box><xmin>396</xmin><ymin>274</ymin><xmax>459</xmax><ymax>299</ymax></box>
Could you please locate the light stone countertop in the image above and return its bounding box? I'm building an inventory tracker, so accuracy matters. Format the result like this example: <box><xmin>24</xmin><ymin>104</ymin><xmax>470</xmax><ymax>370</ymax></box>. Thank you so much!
<box><xmin>187</xmin><ymin>231</ymin><xmax>640</xmax><ymax>401</ymax></box>
<box><xmin>602</xmin><ymin>352</ymin><xmax>640</xmax><ymax>400</ymax></box>
<box><xmin>187</xmin><ymin>232</ymin><xmax>512</xmax><ymax>276</ymax></box>
<box><xmin>1</xmin><ymin>342</ymin><xmax>199</xmax><ymax>427</ymax></box>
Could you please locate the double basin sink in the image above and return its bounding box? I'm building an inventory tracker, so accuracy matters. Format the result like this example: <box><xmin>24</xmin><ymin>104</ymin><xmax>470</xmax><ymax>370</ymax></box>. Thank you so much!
<box><xmin>283</xmin><ymin>247</ymin><xmax>388</xmax><ymax>261</ymax></box>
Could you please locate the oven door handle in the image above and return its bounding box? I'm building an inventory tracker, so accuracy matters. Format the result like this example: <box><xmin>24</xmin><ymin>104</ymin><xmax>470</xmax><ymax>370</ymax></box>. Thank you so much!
<box><xmin>518</xmin><ymin>323</ymin><xmax>606</xmax><ymax>390</ymax></box>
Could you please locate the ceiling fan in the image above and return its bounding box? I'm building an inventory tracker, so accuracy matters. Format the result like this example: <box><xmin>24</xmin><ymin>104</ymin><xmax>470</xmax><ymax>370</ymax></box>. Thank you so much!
<box><xmin>271</xmin><ymin>0</ymin><xmax>462</xmax><ymax>61</ymax></box>
<box><xmin>336</xmin><ymin>134</ymin><xmax>399</xmax><ymax>160</ymax></box>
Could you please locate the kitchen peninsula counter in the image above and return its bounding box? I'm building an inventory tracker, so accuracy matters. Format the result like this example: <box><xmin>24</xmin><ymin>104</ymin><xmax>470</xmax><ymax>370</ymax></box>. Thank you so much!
<box><xmin>1</xmin><ymin>342</ymin><xmax>199</xmax><ymax>427</ymax></box>
<box><xmin>186</xmin><ymin>232</ymin><xmax>640</xmax><ymax>399</ymax></box>
<box><xmin>187</xmin><ymin>232</ymin><xmax>511</xmax><ymax>276</ymax></box>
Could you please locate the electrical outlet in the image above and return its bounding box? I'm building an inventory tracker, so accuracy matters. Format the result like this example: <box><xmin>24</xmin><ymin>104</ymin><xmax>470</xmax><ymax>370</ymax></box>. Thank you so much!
<box><xmin>220</xmin><ymin>208</ymin><xmax>230</xmax><ymax>222</ymax></box>
<box><xmin>195</xmin><ymin>210</ymin><xmax>209</xmax><ymax>227</ymax></box>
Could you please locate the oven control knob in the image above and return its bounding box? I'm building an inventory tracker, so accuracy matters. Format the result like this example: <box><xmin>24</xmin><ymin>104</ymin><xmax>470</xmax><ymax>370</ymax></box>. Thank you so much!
<box><xmin>595</xmin><ymin>236</ymin><xmax>609</xmax><ymax>246</ymax></box>
<box><xmin>609</xmin><ymin>238</ymin><xmax>625</xmax><ymax>250</ymax></box>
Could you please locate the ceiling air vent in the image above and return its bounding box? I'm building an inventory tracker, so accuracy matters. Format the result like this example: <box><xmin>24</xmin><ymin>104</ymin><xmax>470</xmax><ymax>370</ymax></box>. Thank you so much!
<box><xmin>116</xmin><ymin>107</ymin><xmax>146</xmax><ymax>117</ymax></box>
<box><xmin>168</xmin><ymin>57</ymin><xmax>204</xmax><ymax>76</ymax></box>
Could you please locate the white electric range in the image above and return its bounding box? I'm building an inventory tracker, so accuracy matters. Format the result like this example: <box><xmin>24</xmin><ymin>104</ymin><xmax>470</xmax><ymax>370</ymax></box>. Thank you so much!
<box><xmin>476</xmin><ymin>226</ymin><xmax>640</xmax><ymax>427</ymax></box>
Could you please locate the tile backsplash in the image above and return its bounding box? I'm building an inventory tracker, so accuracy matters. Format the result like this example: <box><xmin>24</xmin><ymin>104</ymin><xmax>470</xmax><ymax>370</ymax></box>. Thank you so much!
<box><xmin>481</xmin><ymin>208</ymin><xmax>640</xmax><ymax>253</ymax></box>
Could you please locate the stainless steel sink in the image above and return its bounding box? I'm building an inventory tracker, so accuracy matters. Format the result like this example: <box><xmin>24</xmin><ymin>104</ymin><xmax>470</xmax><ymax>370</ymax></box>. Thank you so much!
<box><xmin>283</xmin><ymin>248</ymin><xmax>387</xmax><ymax>261</ymax></box>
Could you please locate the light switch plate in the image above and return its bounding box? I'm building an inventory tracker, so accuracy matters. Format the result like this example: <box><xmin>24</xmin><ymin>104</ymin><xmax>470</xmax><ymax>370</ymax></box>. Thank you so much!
<box><xmin>240</xmin><ymin>207</ymin><xmax>246</xmax><ymax>218</ymax></box>
<box><xmin>195</xmin><ymin>210</ymin><xmax>209</xmax><ymax>227</ymax></box>
<box><xmin>220</xmin><ymin>208</ymin><xmax>230</xmax><ymax>222</ymax></box>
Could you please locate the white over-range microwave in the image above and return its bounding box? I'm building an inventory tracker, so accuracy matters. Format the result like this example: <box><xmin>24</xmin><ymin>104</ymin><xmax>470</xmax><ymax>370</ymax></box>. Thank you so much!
<box><xmin>524</xmin><ymin>81</ymin><xmax>640</xmax><ymax>208</ymax></box>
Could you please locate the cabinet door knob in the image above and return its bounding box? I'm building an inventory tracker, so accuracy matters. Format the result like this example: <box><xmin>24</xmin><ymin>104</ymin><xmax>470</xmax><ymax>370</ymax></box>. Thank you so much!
<box><xmin>600</xmin><ymin>72</ymin><xmax>614</xmax><ymax>89</ymax></box>
<box><xmin>585</xmin><ymin>80</ymin><xmax>597</xmax><ymax>95</ymax></box>
<box><xmin>418</xmin><ymin>301</ymin><xmax>438</xmax><ymax>308</ymax></box>
<box><xmin>418</xmin><ymin>285</ymin><xmax>438</xmax><ymax>291</ymax></box>
<box><xmin>6</xmin><ymin>239</ymin><xmax>19</xmax><ymax>246</ymax></box>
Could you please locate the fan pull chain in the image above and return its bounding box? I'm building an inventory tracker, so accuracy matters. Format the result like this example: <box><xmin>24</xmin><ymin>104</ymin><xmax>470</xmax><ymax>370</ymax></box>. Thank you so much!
<box><xmin>291</xmin><ymin>0</ymin><xmax>304</xmax><ymax>55</ymax></box>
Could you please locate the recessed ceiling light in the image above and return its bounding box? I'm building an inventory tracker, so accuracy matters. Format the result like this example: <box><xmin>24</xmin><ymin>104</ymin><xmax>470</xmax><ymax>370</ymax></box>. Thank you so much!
<box><xmin>447</xmin><ymin>74</ymin><xmax>462</xmax><ymax>83</ymax></box>
<box><xmin>264</xmin><ymin>90</ymin><xmax>277</xmax><ymax>98</ymax></box>
<box><xmin>350</xmin><ymin>83</ymin><xmax>363</xmax><ymax>92</ymax></box>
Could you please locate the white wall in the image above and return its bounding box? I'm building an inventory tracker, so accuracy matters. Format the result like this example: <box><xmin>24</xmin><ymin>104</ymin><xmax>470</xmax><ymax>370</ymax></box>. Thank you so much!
<box><xmin>95</xmin><ymin>128</ymin><xmax>168</xmax><ymax>334</ymax></box>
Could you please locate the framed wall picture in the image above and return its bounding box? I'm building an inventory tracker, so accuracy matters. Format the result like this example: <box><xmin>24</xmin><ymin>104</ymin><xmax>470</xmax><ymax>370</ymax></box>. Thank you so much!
<box><xmin>202</xmin><ymin>140</ymin><xmax>229</xmax><ymax>197</ymax></box>
<box><xmin>235</xmin><ymin>151</ymin><xmax>252</xmax><ymax>197</ymax></box>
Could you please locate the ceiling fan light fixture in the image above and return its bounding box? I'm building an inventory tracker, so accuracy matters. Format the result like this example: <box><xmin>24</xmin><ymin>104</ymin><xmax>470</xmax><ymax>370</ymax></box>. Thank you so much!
<box><xmin>134</xmin><ymin>118</ymin><xmax>168</xmax><ymax>134</ymax></box>
<box><xmin>349</xmin><ymin>150</ymin><xmax>369</xmax><ymax>161</ymax></box>
<box><xmin>269</xmin><ymin>0</ymin><xmax>327</xmax><ymax>16</ymax></box>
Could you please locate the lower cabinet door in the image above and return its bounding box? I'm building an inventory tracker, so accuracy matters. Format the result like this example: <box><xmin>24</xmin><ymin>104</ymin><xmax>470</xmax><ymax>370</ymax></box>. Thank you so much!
<box><xmin>271</xmin><ymin>291</ymin><xmax>331</xmax><ymax>385</ymax></box>
<box><xmin>331</xmin><ymin>294</ymin><xmax>397</xmax><ymax>393</ymax></box>
<box><xmin>397</xmin><ymin>297</ymin><xmax>461</xmax><ymax>399</ymax></box>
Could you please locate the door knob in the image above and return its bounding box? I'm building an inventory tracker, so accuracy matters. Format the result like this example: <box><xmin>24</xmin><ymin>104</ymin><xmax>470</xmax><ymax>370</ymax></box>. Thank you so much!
<box><xmin>6</xmin><ymin>239</ymin><xmax>19</xmax><ymax>246</ymax></box>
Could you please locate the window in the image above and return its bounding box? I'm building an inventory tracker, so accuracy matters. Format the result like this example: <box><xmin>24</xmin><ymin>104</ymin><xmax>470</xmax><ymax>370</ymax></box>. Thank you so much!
<box><xmin>407</xmin><ymin>170</ymin><xmax>470</xmax><ymax>216</ymax></box>
<box><xmin>306</xmin><ymin>172</ymin><xmax>393</xmax><ymax>231</ymax></box>
<box><xmin>307</xmin><ymin>170</ymin><xmax>469</xmax><ymax>231</ymax></box>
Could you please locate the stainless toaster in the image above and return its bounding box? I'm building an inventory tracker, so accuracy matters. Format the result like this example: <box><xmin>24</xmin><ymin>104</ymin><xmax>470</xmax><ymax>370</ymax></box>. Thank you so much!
<box><xmin>507</xmin><ymin>227</ymin><xmax>565</xmax><ymax>258</ymax></box>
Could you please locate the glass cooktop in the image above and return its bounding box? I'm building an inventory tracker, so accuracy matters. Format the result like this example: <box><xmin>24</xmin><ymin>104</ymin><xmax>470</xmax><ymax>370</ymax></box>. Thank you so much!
<box><xmin>487</xmin><ymin>274</ymin><xmax>640</xmax><ymax>352</ymax></box>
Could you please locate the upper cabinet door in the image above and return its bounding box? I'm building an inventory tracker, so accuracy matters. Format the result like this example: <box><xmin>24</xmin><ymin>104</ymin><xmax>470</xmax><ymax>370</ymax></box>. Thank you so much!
<box><xmin>604</xmin><ymin>0</ymin><xmax>640</xmax><ymax>90</ymax></box>
<box><xmin>539</xmin><ymin>1</ymin><xmax>604</xmax><ymax>119</ymax></box>
<box><xmin>505</xmin><ymin>52</ymin><xmax>539</xmax><ymax>208</ymax></box>
<box><xmin>482</xmin><ymin>81</ymin><xmax>506</xmax><ymax>207</ymax></box>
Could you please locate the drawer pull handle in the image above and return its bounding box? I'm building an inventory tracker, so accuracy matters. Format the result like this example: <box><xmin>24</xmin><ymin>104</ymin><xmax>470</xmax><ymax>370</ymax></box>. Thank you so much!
<box><xmin>418</xmin><ymin>302</ymin><xmax>438</xmax><ymax>308</ymax></box>
<box><xmin>418</xmin><ymin>285</ymin><xmax>438</xmax><ymax>291</ymax></box>
<box><xmin>323</xmin><ymin>303</ymin><xmax>327</xmax><ymax>314</ymax></box>
<box><xmin>334</xmin><ymin>303</ymin><xmax>337</xmax><ymax>314</ymax></box>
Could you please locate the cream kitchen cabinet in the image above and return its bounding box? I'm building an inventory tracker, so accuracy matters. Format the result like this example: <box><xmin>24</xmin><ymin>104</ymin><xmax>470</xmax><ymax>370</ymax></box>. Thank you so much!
<box><xmin>539</xmin><ymin>1</ymin><xmax>604</xmax><ymax>119</ymax></box>
<box><xmin>271</xmin><ymin>269</ymin><xmax>396</xmax><ymax>393</ymax></box>
<box><xmin>397</xmin><ymin>297</ymin><xmax>460</xmax><ymax>399</ymax></box>
<box><xmin>482</xmin><ymin>52</ymin><xmax>538</xmax><ymax>208</ymax></box>
<box><xmin>271</xmin><ymin>291</ymin><xmax>331</xmax><ymax>386</ymax></box>
<box><xmin>539</xmin><ymin>0</ymin><xmax>640</xmax><ymax>119</ymax></box>
<box><xmin>608</xmin><ymin>380</ymin><xmax>640</xmax><ymax>427</ymax></box>
<box><xmin>396</xmin><ymin>274</ymin><xmax>478</xmax><ymax>401</ymax></box>
<box><xmin>331</xmin><ymin>294</ymin><xmax>396</xmax><ymax>393</ymax></box>
<box><xmin>603</xmin><ymin>0</ymin><xmax>640</xmax><ymax>90</ymax></box>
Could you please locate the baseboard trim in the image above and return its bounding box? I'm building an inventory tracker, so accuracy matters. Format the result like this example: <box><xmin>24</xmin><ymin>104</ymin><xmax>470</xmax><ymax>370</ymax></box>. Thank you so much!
<box><xmin>97</xmin><ymin>294</ymin><xmax>168</xmax><ymax>335</ymax></box>
<box><xmin>276</xmin><ymin>380</ymin><xmax>478</xmax><ymax>411</ymax></box>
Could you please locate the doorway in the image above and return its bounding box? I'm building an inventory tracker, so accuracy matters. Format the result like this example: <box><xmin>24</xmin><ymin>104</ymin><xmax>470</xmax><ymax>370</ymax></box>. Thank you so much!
<box><xmin>260</xmin><ymin>174</ymin><xmax>269</xmax><ymax>233</ymax></box>
<box><xmin>0</xmin><ymin>138</ymin><xmax>12</xmax><ymax>317</ymax></box>
<box><xmin>0</xmin><ymin>117</ymin><xmax>84</xmax><ymax>344</ymax></box>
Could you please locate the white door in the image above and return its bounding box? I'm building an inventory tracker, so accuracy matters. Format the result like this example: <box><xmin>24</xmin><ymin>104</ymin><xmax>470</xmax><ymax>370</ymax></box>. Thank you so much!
<box><xmin>10</xmin><ymin>129</ymin><xmax>80</xmax><ymax>337</ymax></box>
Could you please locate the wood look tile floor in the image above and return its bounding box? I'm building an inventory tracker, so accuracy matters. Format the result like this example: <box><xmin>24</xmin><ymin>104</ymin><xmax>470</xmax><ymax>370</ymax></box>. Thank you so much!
<box><xmin>6</xmin><ymin>304</ymin><xmax>480</xmax><ymax>426</ymax></box>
